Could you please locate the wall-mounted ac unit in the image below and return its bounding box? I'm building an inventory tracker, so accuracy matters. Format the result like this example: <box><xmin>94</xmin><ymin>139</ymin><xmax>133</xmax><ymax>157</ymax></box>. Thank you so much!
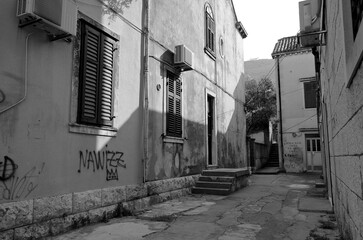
<box><xmin>174</xmin><ymin>45</ymin><xmax>193</xmax><ymax>71</ymax></box>
<box><xmin>299</xmin><ymin>0</ymin><xmax>321</xmax><ymax>33</ymax></box>
<box><xmin>17</xmin><ymin>0</ymin><xmax>77</xmax><ymax>40</ymax></box>
<box><xmin>298</xmin><ymin>0</ymin><xmax>322</xmax><ymax>47</ymax></box>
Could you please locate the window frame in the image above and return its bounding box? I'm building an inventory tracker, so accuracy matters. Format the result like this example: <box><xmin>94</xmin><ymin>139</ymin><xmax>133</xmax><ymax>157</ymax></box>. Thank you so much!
<box><xmin>163</xmin><ymin>67</ymin><xmax>184</xmax><ymax>143</ymax></box>
<box><xmin>69</xmin><ymin>12</ymin><xmax>120</xmax><ymax>137</ymax></box>
<box><xmin>341</xmin><ymin>0</ymin><xmax>363</xmax><ymax>87</ymax></box>
<box><xmin>204</xmin><ymin>3</ymin><xmax>216</xmax><ymax>60</ymax></box>
<box><xmin>302</xmin><ymin>80</ymin><xmax>317</xmax><ymax>109</ymax></box>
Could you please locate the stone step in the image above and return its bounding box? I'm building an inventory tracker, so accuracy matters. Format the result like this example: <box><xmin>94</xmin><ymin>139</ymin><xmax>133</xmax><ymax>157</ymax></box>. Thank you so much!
<box><xmin>266</xmin><ymin>163</ymin><xmax>279</xmax><ymax>166</ymax></box>
<box><xmin>191</xmin><ymin>187</ymin><xmax>231</xmax><ymax>195</ymax></box>
<box><xmin>195</xmin><ymin>181</ymin><xmax>232</xmax><ymax>189</ymax></box>
<box><xmin>202</xmin><ymin>168</ymin><xmax>249</xmax><ymax>177</ymax></box>
<box><xmin>199</xmin><ymin>176</ymin><xmax>235</xmax><ymax>182</ymax></box>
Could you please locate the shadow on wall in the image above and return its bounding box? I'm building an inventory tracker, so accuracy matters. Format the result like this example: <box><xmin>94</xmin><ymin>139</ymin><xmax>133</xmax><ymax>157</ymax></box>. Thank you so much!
<box><xmin>217</xmin><ymin>74</ymin><xmax>246</xmax><ymax>168</ymax></box>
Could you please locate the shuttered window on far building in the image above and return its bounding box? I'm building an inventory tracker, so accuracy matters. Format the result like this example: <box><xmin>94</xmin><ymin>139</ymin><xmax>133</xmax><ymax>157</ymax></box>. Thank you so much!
<box><xmin>303</xmin><ymin>81</ymin><xmax>317</xmax><ymax>109</ymax></box>
<box><xmin>166</xmin><ymin>71</ymin><xmax>182</xmax><ymax>138</ymax></box>
<box><xmin>78</xmin><ymin>21</ymin><xmax>117</xmax><ymax>127</ymax></box>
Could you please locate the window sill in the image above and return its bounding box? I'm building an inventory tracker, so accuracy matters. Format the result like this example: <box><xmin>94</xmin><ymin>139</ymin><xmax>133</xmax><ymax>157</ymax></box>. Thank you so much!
<box><xmin>163</xmin><ymin>135</ymin><xmax>185</xmax><ymax>144</ymax></box>
<box><xmin>69</xmin><ymin>123</ymin><xmax>117</xmax><ymax>137</ymax></box>
<box><xmin>204</xmin><ymin>48</ymin><xmax>216</xmax><ymax>61</ymax></box>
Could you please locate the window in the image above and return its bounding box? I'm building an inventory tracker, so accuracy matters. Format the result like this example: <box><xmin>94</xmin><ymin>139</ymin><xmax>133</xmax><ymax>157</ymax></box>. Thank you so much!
<box><xmin>78</xmin><ymin>20</ymin><xmax>117</xmax><ymax>127</ymax></box>
<box><xmin>342</xmin><ymin>0</ymin><xmax>363</xmax><ymax>86</ymax></box>
<box><xmin>205</xmin><ymin>3</ymin><xmax>215</xmax><ymax>58</ymax></box>
<box><xmin>303</xmin><ymin>81</ymin><xmax>317</xmax><ymax>109</ymax></box>
<box><xmin>166</xmin><ymin>71</ymin><xmax>182</xmax><ymax>138</ymax></box>
<box><xmin>351</xmin><ymin>0</ymin><xmax>363</xmax><ymax>39</ymax></box>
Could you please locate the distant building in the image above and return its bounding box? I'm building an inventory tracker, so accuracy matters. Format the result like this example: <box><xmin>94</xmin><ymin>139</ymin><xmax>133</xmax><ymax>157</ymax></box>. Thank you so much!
<box><xmin>0</xmin><ymin>0</ymin><xmax>247</xmax><ymax>238</ymax></box>
<box><xmin>271</xmin><ymin>36</ymin><xmax>321</xmax><ymax>173</ymax></box>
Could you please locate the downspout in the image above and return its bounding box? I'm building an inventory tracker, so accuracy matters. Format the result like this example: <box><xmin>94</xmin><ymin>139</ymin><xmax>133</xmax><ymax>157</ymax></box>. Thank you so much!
<box><xmin>142</xmin><ymin>0</ymin><xmax>149</xmax><ymax>183</ymax></box>
<box><xmin>276</xmin><ymin>57</ymin><xmax>284</xmax><ymax>171</ymax></box>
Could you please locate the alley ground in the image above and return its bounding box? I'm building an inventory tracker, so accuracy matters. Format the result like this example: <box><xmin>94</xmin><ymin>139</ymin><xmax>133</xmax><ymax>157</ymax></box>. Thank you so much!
<box><xmin>51</xmin><ymin>174</ymin><xmax>341</xmax><ymax>240</ymax></box>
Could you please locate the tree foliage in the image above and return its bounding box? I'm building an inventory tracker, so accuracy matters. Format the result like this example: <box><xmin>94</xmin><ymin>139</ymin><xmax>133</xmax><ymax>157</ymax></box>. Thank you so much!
<box><xmin>245</xmin><ymin>78</ymin><xmax>277</xmax><ymax>135</ymax></box>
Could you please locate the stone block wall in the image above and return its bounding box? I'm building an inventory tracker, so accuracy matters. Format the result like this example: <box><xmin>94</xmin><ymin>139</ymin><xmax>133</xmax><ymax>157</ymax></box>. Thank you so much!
<box><xmin>320</xmin><ymin>1</ymin><xmax>363</xmax><ymax>239</ymax></box>
<box><xmin>0</xmin><ymin>175</ymin><xmax>199</xmax><ymax>239</ymax></box>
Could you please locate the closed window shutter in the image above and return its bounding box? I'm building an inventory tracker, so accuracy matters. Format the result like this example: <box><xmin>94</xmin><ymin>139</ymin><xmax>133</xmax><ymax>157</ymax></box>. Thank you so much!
<box><xmin>78</xmin><ymin>21</ymin><xmax>116</xmax><ymax>127</ymax></box>
<box><xmin>304</xmin><ymin>81</ymin><xmax>317</xmax><ymax>108</ymax></box>
<box><xmin>175</xmin><ymin>78</ymin><xmax>182</xmax><ymax>137</ymax></box>
<box><xmin>167</xmin><ymin>73</ymin><xmax>175</xmax><ymax>136</ymax></box>
<box><xmin>79</xmin><ymin>24</ymin><xmax>101</xmax><ymax>125</ymax></box>
<box><xmin>166</xmin><ymin>72</ymin><xmax>182</xmax><ymax>138</ymax></box>
<box><xmin>210</xmin><ymin>19</ymin><xmax>215</xmax><ymax>51</ymax></box>
<box><xmin>206</xmin><ymin>14</ymin><xmax>210</xmax><ymax>49</ymax></box>
<box><xmin>99</xmin><ymin>36</ymin><xmax>115</xmax><ymax>126</ymax></box>
<box><xmin>205</xmin><ymin>11</ymin><xmax>215</xmax><ymax>53</ymax></box>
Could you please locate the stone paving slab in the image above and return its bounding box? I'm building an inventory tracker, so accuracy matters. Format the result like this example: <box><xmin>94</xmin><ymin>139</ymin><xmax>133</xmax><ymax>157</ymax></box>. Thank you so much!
<box><xmin>298</xmin><ymin>196</ymin><xmax>333</xmax><ymax>213</ymax></box>
<box><xmin>254</xmin><ymin>167</ymin><xmax>280</xmax><ymax>174</ymax></box>
<box><xmin>51</xmin><ymin>174</ymin><xmax>341</xmax><ymax>240</ymax></box>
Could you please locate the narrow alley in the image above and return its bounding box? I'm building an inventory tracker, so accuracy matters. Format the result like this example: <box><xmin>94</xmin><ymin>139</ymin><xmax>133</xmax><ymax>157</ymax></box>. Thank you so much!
<box><xmin>52</xmin><ymin>173</ymin><xmax>340</xmax><ymax>240</ymax></box>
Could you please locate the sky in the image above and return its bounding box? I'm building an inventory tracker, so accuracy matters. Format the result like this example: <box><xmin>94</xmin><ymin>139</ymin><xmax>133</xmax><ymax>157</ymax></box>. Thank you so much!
<box><xmin>233</xmin><ymin>0</ymin><xmax>302</xmax><ymax>61</ymax></box>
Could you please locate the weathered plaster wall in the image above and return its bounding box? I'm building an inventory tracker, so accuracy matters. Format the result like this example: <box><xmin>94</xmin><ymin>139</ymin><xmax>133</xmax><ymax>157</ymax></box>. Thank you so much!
<box><xmin>0</xmin><ymin>0</ymin><xmax>144</xmax><ymax>203</ymax></box>
<box><xmin>146</xmin><ymin>0</ymin><xmax>246</xmax><ymax>181</ymax></box>
<box><xmin>278</xmin><ymin>53</ymin><xmax>318</xmax><ymax>172</ymax></box>
<box><xmin>320</xmin><ymin>1</ymin><xmax>363</xmax><ymax>239</ymax></box>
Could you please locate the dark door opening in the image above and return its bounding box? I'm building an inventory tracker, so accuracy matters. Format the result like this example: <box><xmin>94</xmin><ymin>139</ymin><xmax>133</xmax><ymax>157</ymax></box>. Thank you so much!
<box><xmin>207</xmin><ymin>95</ymin><xmax>214</xmax><ymax>165</ymax></box>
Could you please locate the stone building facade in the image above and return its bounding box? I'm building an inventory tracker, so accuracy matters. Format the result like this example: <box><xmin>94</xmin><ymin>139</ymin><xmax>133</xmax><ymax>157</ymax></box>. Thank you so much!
<box><xmin>314</xmin><ymin>1</ymin><xmax>363</xmax><ymax>239</ymax></box>
<box><xmin>0</xmin><ymin>0</ymin><xmax>247</xmax><ymax>238</ymax></box>
<box><xmin>272</xmin><ymin>36</ymin><xmax>321</xmax><ymax>173</ymax></box>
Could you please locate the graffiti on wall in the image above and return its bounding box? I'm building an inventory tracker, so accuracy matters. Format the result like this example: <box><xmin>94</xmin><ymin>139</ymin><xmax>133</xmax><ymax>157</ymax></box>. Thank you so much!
<box><xmin>284</xmin><ymin>141</ymin><xmax>303</xmax><ymax>172</ymax></box>
<box><xmin>78</xmin><ymin>150</ymin><xmax>126</xmax><ymax>181</ymax></box>
<box><xmin>0</xmin><ymin>156</ymin><xmax>45</xmax><ymax>201</ymax></box>
<box><xmin>0</xmin><ymin>156</ymin><xmax>17</xmax><ymax>181</ymax></box>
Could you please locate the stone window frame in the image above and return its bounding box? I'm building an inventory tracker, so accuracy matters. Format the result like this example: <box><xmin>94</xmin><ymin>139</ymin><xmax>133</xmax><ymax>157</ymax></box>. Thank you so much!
<box><xmin>69</xmin><ymin>12</ymin><xmax>120</xmax><ymax>137</ymax></box>
<box><xmin>341</xmin><ymin>0</ymin><xmax>363</xmax><ymax>87</ymax></box>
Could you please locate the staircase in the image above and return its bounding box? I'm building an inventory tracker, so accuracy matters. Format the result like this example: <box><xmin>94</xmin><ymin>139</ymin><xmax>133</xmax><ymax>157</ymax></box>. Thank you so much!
<box><xmin>265</xmin><ymin>143</ymin><xmax>279</xmax><ymax>167</ymax></box>
<box><xmin>192</xmin><ymin>168</ymin><xmax>250</xmax><ymax>195</ymax></box>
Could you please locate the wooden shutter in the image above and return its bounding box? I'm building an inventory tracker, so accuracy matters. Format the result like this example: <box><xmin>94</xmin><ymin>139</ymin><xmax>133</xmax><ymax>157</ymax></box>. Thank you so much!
<box><xmin>175</xmin><ymin>78</ymin><xmax>182</xmax><ymax>137</ymax></box>
<box><xmin>79</xmin><ymin>23</ymin><xmax>101</xmax><ymax>125</ymax></box>
<box><xmin>99</xmin><ymin>36</ymin><xmax>115</xmax><ymax>126</ymax></box>
<box><xmin>206</xmin><ymin>13</ymin><xmax>210</xmax><ymax>50</ymax></box>
<box><xmin>210</xmin><ymin>18</ymin><xmax>215</xmax><ymax>52</ymax></box>
<box><xmin>304</xmin><ymin>81</ymin><xmax>317</xmax><ymax>108</ymax></box>
<box><xmin>167</xmin><ymin>72</ymin><xmax>175</xmax><ymax>136</ymax></box>
<box><xmin>79</xmin><ymin>21</ymin><xmax>116</xmax><ymax>127</ymax></box>
<box><xmin>166</xmin><ymin>72</ymin><xmax>182</xmax><ymax>138</ymax></box>
<box><xmin>206</xmin><ymin>12</ymin><xmax>215</xmax><ymax>53</ymax></box>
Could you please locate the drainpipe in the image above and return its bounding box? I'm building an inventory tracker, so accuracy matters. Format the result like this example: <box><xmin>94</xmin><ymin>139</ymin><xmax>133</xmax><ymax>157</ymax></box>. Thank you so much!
<box><xmin>142</xmin><ymin>0</ymin><xmax>149</xmax><ymax>183</ymax></box>
<box><xmin>276</xmin><ymin>57</ymin><xmax>284</xmax><ymax>171</ymax></box>
<box><xmin>312</xmin><ymin>47</ymin><xmax>326</xmax><ymax>180</ymax></box>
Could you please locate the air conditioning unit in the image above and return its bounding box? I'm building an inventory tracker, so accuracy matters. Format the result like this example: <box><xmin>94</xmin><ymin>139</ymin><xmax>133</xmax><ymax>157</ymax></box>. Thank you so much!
<box><xmin>17</xmin><ymin>0</ymin><xmax>77</xmax><ymax>39</ymax></box>
<box><xmin>174</xmin><ymin>45</ymin><xmax>193</xmax><ymax>71</ymax></box>
<box><xmin>298</xmin><ymin>0</ymin><xmax>322</xmax><ymax>47</ymax></box>
<box><xmin>299</xmin><ymin>0</ymin><xmax>321</xmax><ymax>32</ymax></box>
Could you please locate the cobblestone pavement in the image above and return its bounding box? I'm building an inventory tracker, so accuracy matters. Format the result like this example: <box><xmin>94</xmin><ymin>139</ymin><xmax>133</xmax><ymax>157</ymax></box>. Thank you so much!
<box><xmin>52</xmin><ymin>173</ymin><xmax>342</xmax><ymax>240</ymax></box>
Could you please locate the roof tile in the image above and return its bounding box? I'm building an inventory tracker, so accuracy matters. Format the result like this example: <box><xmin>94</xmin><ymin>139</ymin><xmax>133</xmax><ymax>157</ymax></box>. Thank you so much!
<box><xmin>271</xmin><ymin>35</ymin><xmax>311</xmax><ymax>58</ymax></box>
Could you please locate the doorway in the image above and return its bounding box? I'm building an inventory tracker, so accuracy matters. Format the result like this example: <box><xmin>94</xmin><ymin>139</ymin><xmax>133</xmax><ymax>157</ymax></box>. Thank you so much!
<box><xmin>305</xmin><ymin>134</ymin><xmax>322</xmax><ymax>171</ymax></box>
<box><xmin>206</xmin><ymin>90</ymin><xmax>217</xmax><ymax>166</ymax></box>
